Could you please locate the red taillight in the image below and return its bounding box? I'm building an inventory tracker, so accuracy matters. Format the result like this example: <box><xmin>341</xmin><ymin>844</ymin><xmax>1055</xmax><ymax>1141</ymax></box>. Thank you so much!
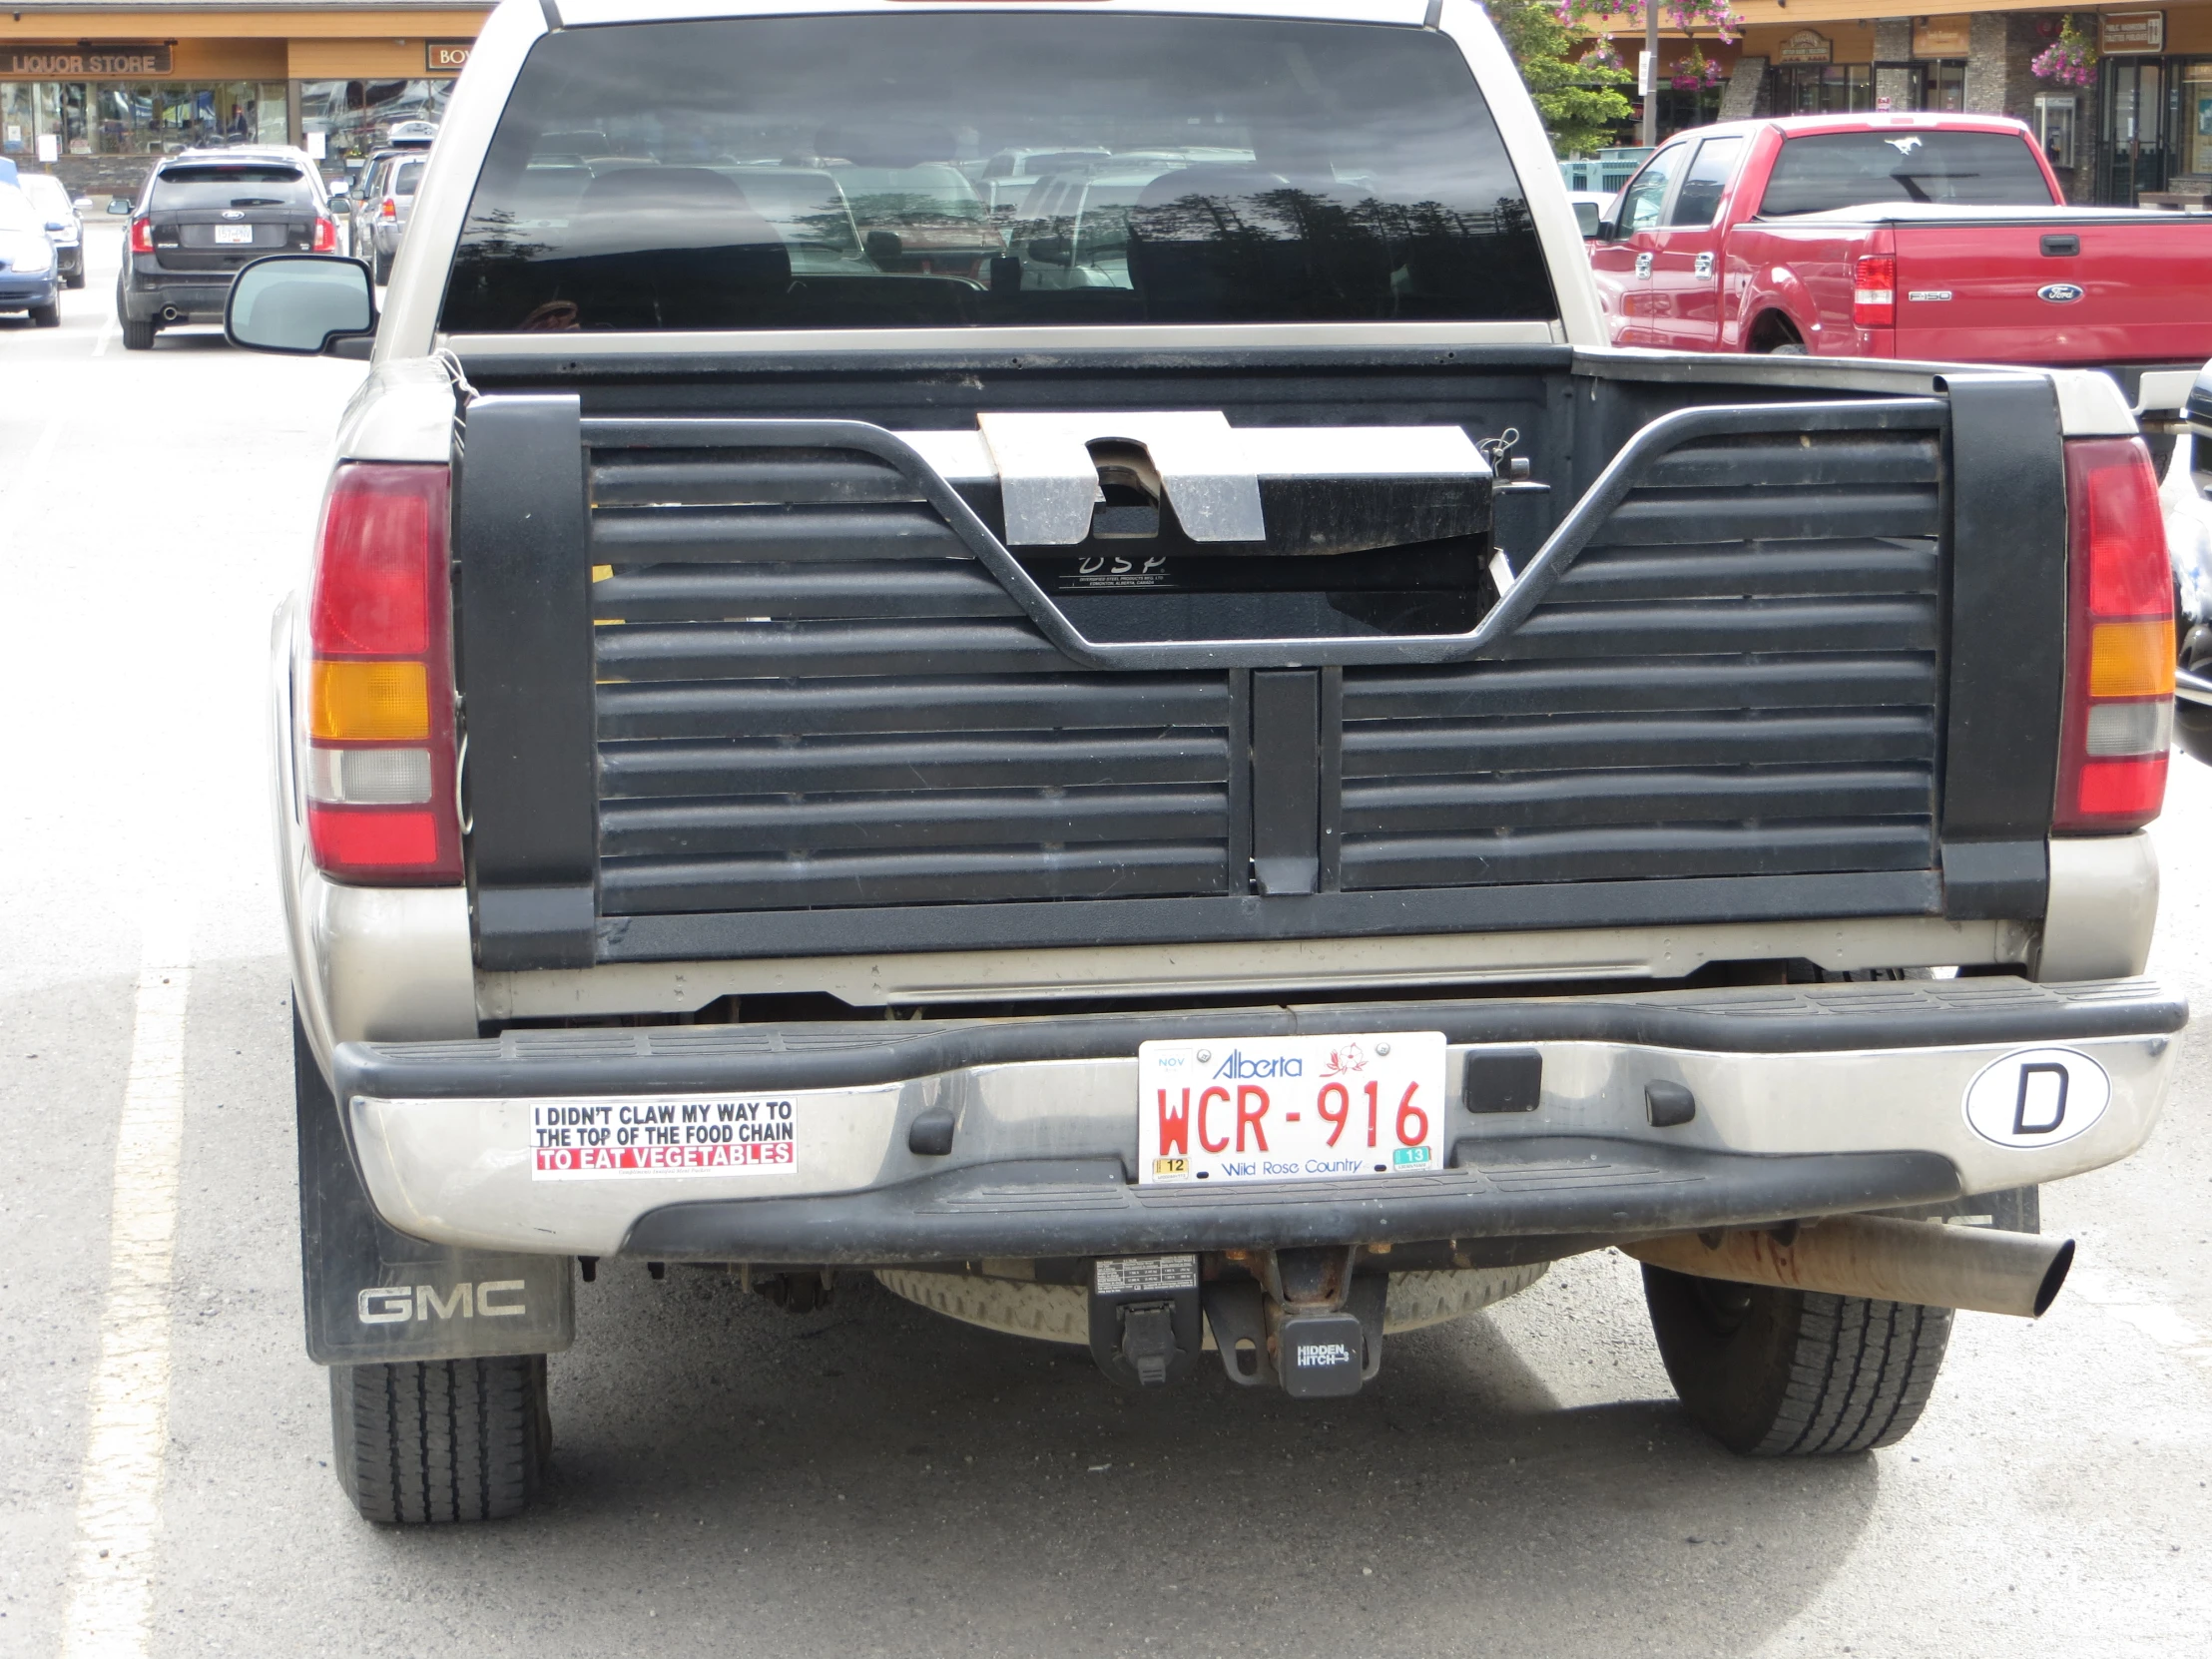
<box><xmin>312</xmin><ymin>216</ymin><xmax>336</xmax><ymax>253</ymax></box>
<box><xmin>302</xmin><ymin>464</ymin><xmax>462</xmax><ymax>883</ymax></box>
<box><xmin>1852</xmin><ymin>255</ymin><xmax>1896</xmax><ymax>327</ymax></box>
<box><xmin>380</xmin><ymin>197</ymin><xmax>397</xmax><ymax>221</ymax></box>
<box><xmin>2055</xmin><ymin>438</ymin><xmax>2173</xmax><ymax>833</ymax></box>
<box><xmin>129</xmin><ymin>216</ymin><xmax>154</xmax><ymax>255</ymax></box>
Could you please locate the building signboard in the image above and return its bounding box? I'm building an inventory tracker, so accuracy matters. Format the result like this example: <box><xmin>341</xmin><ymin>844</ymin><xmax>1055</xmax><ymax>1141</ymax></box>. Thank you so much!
<box><xmin>1912</xmin><ymin>16</ymin><xmax>1971</xmax><ymax>59</ymax></box>
<box><xmin>2</xmin><ymin>44</ymin><xmax>174</xmax><ymax>77</ymax></box>
<box><xmin>428</xmin><ymin>41</ymin><xmax>473</xmax><ymax>72</ymax></box>
<box><xmin>2101</xmin><ymin>12</ymin><xmax>2166</xmax><ymax>55</ymax></box>
<box><xmin>1777</xmin><ymin>30</ymin><xmax>1833</xmax><ymax>65</ymax></box>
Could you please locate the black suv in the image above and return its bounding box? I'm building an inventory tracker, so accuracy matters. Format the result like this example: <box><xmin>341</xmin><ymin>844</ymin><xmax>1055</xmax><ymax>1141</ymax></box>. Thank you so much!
<box><xmin>117</xmin><ymin>147</ymin><xmax>335</xmax><ymax>350</ymax></box>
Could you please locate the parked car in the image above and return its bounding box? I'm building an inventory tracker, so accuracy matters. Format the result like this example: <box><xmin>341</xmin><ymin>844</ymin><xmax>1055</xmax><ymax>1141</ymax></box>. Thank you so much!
<box><xmin>116</xmin><ymin>147</ymin><xmax>337</xmax><ymax>350</ymax></box>
<box><xmin>0</xmin><ymin>183</ymin><xmax>60</xmax><ymax>326</ymax></box>
<box><xmin>16</xmin><ymin>172</ymin><xmax>84</xmax><ymax>288</ymax></box>
<box><xmin>347</xmin><ymin>150</ymin><xmax>428</xmax><ymax>283</ymax></box>
<box><xmin>228</xmin><ymin>0</ymin><xmax>2180</xmax><ymax>1524</ymax></box>
<box><xmin>1589</xmin><ymin>112</ymin><xmax>2212</xmax><ymax>394</ymax></box>
<box><xmin>1011</xmin><ymin>168</ymin><xmax>1168</xmax><ymax>289</ymax></box>
<box><xmin>968</xmin><ymin>145</ymin><xmax>1112</xmax><ymax>212</ymax></box>
<box><xmin>2133</xmin><ymin>363</ymin><xmax>2212</xmax><ymax>766</ymax></box>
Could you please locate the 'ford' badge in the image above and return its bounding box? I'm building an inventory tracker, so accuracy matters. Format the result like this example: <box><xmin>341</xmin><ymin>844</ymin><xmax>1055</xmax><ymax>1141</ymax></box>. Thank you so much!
<box><xmin>2038</xmin><ymin>282</ymin><xmax>2085</xmax><ymax>303</ymax></box>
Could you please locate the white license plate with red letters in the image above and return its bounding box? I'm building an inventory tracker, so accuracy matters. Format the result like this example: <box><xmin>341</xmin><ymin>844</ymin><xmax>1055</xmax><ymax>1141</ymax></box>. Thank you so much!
<box><xmin>1135</xmin><ymin>1032</ymin><xmax>1447</xmax><ymax>1185</ymax></box>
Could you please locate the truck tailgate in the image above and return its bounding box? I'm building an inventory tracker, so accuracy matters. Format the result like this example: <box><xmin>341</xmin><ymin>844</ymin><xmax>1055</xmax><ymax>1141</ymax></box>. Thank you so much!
<box><xmin>1893</xmin><ymin>217</ymin><xmax>2212</xmax><ymax>365</ymax></box>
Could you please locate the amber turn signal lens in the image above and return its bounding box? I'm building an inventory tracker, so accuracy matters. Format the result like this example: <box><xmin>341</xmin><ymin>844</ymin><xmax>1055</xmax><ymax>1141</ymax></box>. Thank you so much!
<box><xmin>2086</xmin><ymin>620</ymin><xmax>2176</xmax><ymax>701</ymax></box>
<box><xmin>309</xmin><ymin>659</ymin><xmax>430</xmax><ymax>741</ymax></box>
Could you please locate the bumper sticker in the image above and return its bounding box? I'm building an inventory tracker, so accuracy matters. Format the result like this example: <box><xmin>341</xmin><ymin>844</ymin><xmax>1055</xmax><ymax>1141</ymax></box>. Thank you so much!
<box><xmin>529</xmin><ymin>1095</ymin><xmax>799</xmax><ymax>1179</ymax></box>
<box><xmin>1962</xmin><ymin>1048</ymin><xmax>2110</xmax><ymax>1149</ymax></box>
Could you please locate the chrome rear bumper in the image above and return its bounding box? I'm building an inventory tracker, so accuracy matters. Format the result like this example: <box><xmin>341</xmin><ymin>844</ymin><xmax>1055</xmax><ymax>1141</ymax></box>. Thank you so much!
<box><xmin>337</xmin><ymin>975</ymin><xmax>2183</xmax><ymax>1260</ymax></box>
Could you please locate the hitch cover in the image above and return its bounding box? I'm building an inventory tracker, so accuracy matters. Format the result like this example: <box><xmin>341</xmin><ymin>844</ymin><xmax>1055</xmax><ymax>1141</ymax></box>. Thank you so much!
<box><xmin>1277</xmin><ymin>1312</ymin><xmax>1370</xmax><ymax>1399</ymax></box>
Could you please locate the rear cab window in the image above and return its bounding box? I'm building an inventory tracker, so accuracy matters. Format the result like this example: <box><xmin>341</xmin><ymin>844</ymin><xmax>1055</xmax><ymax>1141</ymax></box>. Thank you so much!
<box><xmin>1758</xmin><ymin>130</ymin><xmax>2057</xmax><ymax>216</ymax></box>
<box><xmin>393</xmin><ymin>161</ymin><xmax>425</xmax><ymax>197</ymax></box>
<box><xmin>439</xmin><ymin>11</ymin><xmax>1556</xmax><ymax>332</ymax></box>
<box><xmin>150</xmin><ymin>164</ymin><xmax>316</xmax><ymax>212</ymax></box>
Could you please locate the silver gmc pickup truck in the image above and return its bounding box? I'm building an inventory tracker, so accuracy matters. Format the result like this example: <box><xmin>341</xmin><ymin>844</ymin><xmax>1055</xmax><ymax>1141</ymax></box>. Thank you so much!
<box><xmin>229</xmin><ymin>0</ymin><xmax>2185</xmax><ymax>1523</ymax></box>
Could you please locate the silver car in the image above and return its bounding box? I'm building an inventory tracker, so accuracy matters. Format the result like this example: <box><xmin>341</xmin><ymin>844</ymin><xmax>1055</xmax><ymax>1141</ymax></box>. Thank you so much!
<box><xmin>349</xmin><ymin>150</ymin><xmax>427</xmax><ymax>283</ymax></box>
<box><xmin>16</xmin><ymin>172</ymin><xmax>83</xmax><ymax>288</ymax></box>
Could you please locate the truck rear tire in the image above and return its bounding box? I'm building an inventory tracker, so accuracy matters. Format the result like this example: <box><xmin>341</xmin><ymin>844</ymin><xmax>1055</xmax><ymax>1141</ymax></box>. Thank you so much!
<box><xmin>329</xmin><ymin>1354</ymin><xmax>551</xmax><ymax>1523</ymax></box>
<box><xmin>1642</xmin><ymin>1268</ymin><xmax>1950</xmax><ymax>1455</ymax></box>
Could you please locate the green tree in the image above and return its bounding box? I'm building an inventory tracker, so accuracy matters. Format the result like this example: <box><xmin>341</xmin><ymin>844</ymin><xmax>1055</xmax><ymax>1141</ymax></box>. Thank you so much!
<box><xmin>1489</xmin><ymin>0</ymin><xmax>1634</xmax><ymax>157</ymax></box>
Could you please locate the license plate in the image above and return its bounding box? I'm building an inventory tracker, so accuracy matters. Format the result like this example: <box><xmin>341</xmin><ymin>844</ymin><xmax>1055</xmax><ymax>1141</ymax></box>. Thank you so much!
<box><xmin>213</xmin><ymin>224</ymin><xmax>254</xmax><ymax>245</ymax></box>
<box><xmin>1136</xmin><ymin>1032</ymin><xmax>1447</xmax><ymax>1185</ymax></box>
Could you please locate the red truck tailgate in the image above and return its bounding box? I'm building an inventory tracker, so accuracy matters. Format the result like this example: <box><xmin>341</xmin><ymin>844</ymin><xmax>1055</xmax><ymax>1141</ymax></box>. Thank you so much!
<box><xmin>1892</xmin><ymin>215</ymin><xmax>2212</xmax><ymax>366</ymax></box>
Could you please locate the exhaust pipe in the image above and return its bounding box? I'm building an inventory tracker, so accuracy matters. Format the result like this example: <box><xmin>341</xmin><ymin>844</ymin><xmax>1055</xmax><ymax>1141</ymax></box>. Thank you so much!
<box><xmin>160</xmin><ymin>306</ymin><xmax>181</xmax><ymax>322</ymax></box>
<box><xmin>1621</xmin><ymin>1214</ymin><xmax>2073</xmax><ymax>1319</ymax></box>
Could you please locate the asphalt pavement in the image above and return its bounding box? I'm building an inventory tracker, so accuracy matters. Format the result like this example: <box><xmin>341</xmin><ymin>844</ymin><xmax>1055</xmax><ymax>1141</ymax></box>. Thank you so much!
<box><xmin>3</xmin><ymin>231</ymin><xmax>2210</xmax><ymax>1659</ymax></box>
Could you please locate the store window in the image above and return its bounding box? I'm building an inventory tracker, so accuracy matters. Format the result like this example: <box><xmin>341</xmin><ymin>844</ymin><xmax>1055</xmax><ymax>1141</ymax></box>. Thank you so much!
<box><xmin>1654</xmin><ymin>84</ymin><xmax>1723</xmax><ymax>141</ymax></box>
<box><xmin>1919</xmin><ymin>61</ymin><xmax>1965</xmax><ymax>112</ymax></box>
<box><xmin>2184</xmin><ymin>62</ymin><xmax>2212</xmax><ymax>179</ymax></box>
<box><xmin>0</xmin><ymin>81</ymin><xmax>284</xmax><ymax>156</ymax></box>
<box><xmin>1773</xmin><ymin>64</ymin><xmax>1875</xmax><ymax>115</ymax></box>
<box><xmin>299</xmin><ymin>80</ymin><xmax>455</xmax><ymax>172</ymax></box>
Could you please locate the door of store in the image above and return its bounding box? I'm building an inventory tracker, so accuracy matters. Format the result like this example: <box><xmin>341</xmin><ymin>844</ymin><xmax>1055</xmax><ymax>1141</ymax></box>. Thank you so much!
<box><xmin>2102</xmin><ymin>58</ymin><xmax>2169</xmax><ymax>203</ymax></box>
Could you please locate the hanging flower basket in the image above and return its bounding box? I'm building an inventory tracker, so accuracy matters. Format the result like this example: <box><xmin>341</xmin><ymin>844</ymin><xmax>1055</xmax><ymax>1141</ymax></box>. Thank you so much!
<box><xmin>1671</xmin><ymin>49</ymin><xmax>1727</xmax><ymax>91</ymax></box>
<box><xmin>2031</xmin><ymin>20</ymin><xmax>2098</xmax><ymax>90</ymax></box>
<box><xmin>1554</xmin><ymin>0</ymin><xmax>1742</xmax><ymax>45</ymax></box>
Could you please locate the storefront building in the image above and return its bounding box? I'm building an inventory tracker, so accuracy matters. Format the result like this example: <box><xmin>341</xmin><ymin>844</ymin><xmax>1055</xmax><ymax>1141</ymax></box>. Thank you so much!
<box><xmin>1716</xmin><ymin>3</ymin><xmax>2212</xmax><ymax>203</ymax></box>
<box><xmin>0</xmin><ymin>5</ymin><xmax>490</xmax><ymax>197</ymax></box>
<box><xmin>1595</xmin><ymin>4</ymin><xmax>2212</xmax><ymax>203</ymax></box>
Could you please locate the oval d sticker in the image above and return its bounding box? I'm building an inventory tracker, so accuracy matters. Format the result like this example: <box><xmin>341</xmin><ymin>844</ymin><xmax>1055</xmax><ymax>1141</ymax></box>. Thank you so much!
<box><xmin>1963</xmin><ymin>1048</ymin><xmax>2109</xmax><ymax>1148</ymax></box>
<box><xmin>2038</xmin><ymin>282</ymin><xmax>2084</xmax><ymax>303</ymax></box>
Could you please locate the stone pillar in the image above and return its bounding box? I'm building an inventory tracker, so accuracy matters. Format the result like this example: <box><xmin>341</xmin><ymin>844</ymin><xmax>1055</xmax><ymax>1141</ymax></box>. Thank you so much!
<box><xmin>1719</xmin><ymin>55</ymin><xmax>1768</xmax><ymax>122</ymax></box>
<box><xmin>1874</xmin><ymin>18</ymin><xmax>1916</xmax><ymax>112</ymax></box>
<box><xmin>1963</xmin><ymin>14</ymin><xmax>2103</xmax><ymax>202</ymax></box>
<box><xmin>1965</xmin><ymin>12</ymin><xmax>2042</xmax><ymax>119</ymax></box>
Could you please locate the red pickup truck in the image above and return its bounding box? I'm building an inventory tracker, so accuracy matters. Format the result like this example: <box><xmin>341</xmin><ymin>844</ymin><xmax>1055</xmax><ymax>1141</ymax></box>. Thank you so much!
<box><xmin>1589</xmin><ymin>113</ymin><xmax>2212</xmax><ymax>384</ymax></box>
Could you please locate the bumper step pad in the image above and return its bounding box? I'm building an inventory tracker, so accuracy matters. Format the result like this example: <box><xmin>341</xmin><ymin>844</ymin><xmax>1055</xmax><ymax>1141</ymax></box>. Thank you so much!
<box><xmin>617</xmin><ymin>1138</ymin><xmax>1958</xmax><ymax>1263</ymax></box>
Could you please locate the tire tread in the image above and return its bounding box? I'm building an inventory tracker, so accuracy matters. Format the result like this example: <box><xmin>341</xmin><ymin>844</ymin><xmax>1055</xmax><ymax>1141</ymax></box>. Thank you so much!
<box><xmin>1644</xmin><ymin>1265</ymin><xmax>1951</xmax><ymax>1457</ymax></box>
<box><xmin>329</xmin><ymin>1355</ymin><xmax>547</xmax><ymax>1523</ymax></box>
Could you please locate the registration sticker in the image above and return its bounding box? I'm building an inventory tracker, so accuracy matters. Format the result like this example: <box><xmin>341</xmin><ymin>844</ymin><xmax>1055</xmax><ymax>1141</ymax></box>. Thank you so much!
<box><xmin>1136</xmin><ymin>1032</ymin><xmax>1447</xmax><ymax>1185</ymax></box>
<box><xmin>529</xmin><ymin>1094</ymin><xmax>800</xmax><ymax>1179</ymax></box>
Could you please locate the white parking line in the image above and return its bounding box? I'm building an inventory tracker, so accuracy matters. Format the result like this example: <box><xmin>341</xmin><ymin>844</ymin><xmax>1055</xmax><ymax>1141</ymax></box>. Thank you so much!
<box><xmin>57</xmin><ymin>901</ymin><xmax>194</xmax><ymax>1659</ymax></box>
<box><xmin>0</xmin><ymin>417</ymin><xmax>63</xmax><ymax>496</ymax></box>
<box><xmin>92</xmin><ymin>310</ymin><xmax>118</xmax><ymax>357</ymax></box>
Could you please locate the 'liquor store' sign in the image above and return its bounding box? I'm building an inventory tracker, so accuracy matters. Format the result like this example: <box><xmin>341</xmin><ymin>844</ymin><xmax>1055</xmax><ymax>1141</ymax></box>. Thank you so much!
<box><xmin>3</xmin><ymin>44</ymin><xmax>174</xmax><ymax>76</ymax></box>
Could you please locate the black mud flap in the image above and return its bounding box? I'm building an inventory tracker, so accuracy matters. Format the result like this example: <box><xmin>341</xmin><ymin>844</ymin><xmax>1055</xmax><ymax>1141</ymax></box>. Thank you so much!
<box><xmin>295</xmin><ymin>1011</ymin><xmax>573</xmax><ymax>1366</ymax></box>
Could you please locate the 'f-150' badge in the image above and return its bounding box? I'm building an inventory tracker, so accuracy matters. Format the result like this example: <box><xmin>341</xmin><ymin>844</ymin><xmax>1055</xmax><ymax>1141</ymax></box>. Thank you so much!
<box><xmin>2037</xmin><ymin>282</ymin><xmax>2085</xmax><ymax>303</ymax></box>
